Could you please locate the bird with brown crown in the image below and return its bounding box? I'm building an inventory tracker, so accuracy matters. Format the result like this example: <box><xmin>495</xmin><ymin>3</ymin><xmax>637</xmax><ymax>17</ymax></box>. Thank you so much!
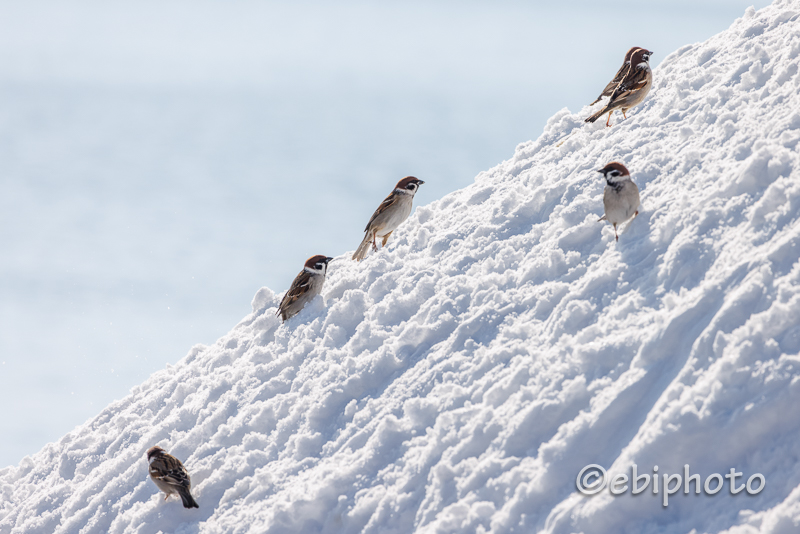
<box><xmin>589</xmin><ymin>46</ymin><xmax>643</xmax><ymax>106</ymax></box>
<box><xmin>146</xmin><ymin>446</ymin><xmax>199</xmax><ymax>509</ymax></box>
<box><xmin>597</xmin><ymin>162</ymin><xmax>640</xmax><ymax>241</ymax></box>
<box><xmin>352</xmin><ymin>176</ymin><xmax>424</xmax><ymax>261</ymax></box>
<box><xmin>586</xmin><ymin>48</ymin><xmax>653</xmax><ymax>127</ymax></box>
<box><xmin>277</xmin><ymin>255</ymin><xmax>333</xmax><ymax>321</ymax></box>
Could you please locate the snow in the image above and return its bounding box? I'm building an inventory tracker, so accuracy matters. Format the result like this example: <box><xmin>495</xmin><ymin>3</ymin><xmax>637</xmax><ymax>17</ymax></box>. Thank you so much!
<box><xmin>3</xmin><ymin>1</ymin><xmax>800</xmax><ymax>532</ymax></box>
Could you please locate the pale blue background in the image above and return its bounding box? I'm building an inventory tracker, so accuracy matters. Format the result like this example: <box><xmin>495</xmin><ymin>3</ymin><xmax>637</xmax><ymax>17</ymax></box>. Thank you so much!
<box><xmin>0</xmin><ymin>0</ymin><xmax>772</xmax><ymax>468</ymax></box>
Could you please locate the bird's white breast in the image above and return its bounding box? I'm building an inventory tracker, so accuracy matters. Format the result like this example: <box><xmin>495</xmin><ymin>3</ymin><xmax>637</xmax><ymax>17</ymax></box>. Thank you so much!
<box><xmin>375</xmin><ymin>194</ymin><xmax>413</xmax><ymax>237</ymax></box>
<box><xmin>603</xmin><ymin>181</ymin><xmax>640</xmax><ymax>224</ymax></box>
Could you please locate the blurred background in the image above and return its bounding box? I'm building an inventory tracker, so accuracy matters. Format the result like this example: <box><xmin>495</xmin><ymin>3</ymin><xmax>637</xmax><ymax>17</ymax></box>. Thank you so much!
<box><xmin>0</xmin><ymin>0</ymin><xmax>772</xmax><ymax>468</ymax></box>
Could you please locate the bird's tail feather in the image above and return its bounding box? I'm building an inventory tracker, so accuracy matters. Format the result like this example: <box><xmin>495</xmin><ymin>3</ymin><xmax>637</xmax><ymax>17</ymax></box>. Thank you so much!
<box><xmin>585</xmin><ymin>106</ymin><xmax>608</xmax><ymax>123</ymax></box>
<box><xmin>179</xmin><ymin>488</ymin><xmax>199</xmax><ymax>509</ymax></box>
<box><xmin>352</xmin><ymin>233</ymin><xmax>372</xmax><ymax>261</ymax></box>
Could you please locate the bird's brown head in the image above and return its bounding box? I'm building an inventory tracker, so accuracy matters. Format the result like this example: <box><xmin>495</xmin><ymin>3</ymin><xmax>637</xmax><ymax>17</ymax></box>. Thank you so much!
<box><xmin>394</xmin><ymin>176</ymin><xmax>425</xmax><ymax>194</ymax></box>
<box><xmin>147</xmin><ymin>446</ymin><xmax>165</xmax><ymax>460</ymax></box>
<box><xmin>304</xmin><ymin>255</ymin><xmax>334</xmax><ymax>272</ymax></box>
<box><xmin>597</xmin><ymin>162</ymin><xmax>630</xmax><ymax>180</ymax></box>
<box><xmin>632</xmin><ymin>48</ymin><xmax>653</xmax><ymax>65</ymax></box>
<box><xmin>624</xmin><ymin>47</ymin><xmax>642</xmax><ymax>62</ymax></box>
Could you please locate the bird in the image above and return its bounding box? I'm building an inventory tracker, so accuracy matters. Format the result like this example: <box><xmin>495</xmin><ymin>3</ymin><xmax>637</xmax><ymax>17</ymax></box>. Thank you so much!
<box><xmin>586</xmin><ymin>48</ymin><xmax>653</xmax><ymax>127</ymax></box>
<box><xmin>277</xmin><ymin>255</ymin><xmax>333</xmax><ymax>321</ymax></box>
<box><xmin>352</xmin><ymin>176</ymin><xmax>425</xmax><ymax>261</ymax></box>
<box><xmin>146</xmin><ymin>446</ymin><xmax>199</xmax><ymax>509</ymax></box>
<box><xmin>589</xmin><ymin>46</ymin><xmax>642</xmax><ymax>106</ymax></box>
<box><xmin>597</xmin><ymin>162</ymin><xmax>640</xmax><ymax>241</ymax></box>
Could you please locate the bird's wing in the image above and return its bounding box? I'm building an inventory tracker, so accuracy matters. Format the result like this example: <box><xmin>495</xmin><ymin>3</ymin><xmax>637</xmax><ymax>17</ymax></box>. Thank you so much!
<box><xmin>608</xmin><ymin>66</ymin><xmax>650</xmax><ymax>103</ymax></box>
<box><xmin>365</xmin><ymin>191</ymin><xmax>400</xmax><ymax>231</ymax></box>
<box><xmin>150</xmin><ymin>456</ymin><xmax>191</xmax><ymax>489</ymax></box>
<box><xmin>591</xmin><ymin>61</ymin><xmax>632</xmax><ymax>104</ymax></box>
<box><xmin>278</xmin><ymin>270</ymin><xmax>314</xmax><ymax>314</ymax></box>
<box><xmin>610</xmin><ymin>61</ymin><xmax>631</xmax><ymax>85</ymax></box>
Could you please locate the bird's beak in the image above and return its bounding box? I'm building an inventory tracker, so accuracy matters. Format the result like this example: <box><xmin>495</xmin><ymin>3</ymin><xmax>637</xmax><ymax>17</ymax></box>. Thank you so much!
<box><xmin>325</xmin><ymin>257</ymin><xmax>335</xmax><ymax>263</ymax></box>
<box><xmin>596</xmin><ymin>169</ymin><xmax>604</xmax><ymax>174</ymax></box>
<box><xmin>418</xmin><ymin>180</ymin><xmax>425</xmax><ymax>185</ymax></box>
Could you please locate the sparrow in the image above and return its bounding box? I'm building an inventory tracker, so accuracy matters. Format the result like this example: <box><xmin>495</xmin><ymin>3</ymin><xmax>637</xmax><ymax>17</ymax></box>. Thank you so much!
<box><xmin>597</xmin><ymin>162</ymin><xmax>640</xmax><ymax>241</ymax></box>
<box><xmin>352</xmin><ymin>176</ymin><xmax>424</xmax><ymax>261</ymax></box>
<box><xmin>589</xmin><ymin>47</ymin><xmax>642</xmax><ymax>106</ymax></box>
<box><xmin>146</xmin><ymin>446</ymin><xmax>199</xmax><ymax>509</ymax></box>
<box><xmin>586</xmin><ymin>48</ymin><xmax>653</xmax><ymax>127</ymax></box>
<box><xmin>277</xmin><ymin>255</ymin><xmax>333</xmax><ymax>321</ymax></box>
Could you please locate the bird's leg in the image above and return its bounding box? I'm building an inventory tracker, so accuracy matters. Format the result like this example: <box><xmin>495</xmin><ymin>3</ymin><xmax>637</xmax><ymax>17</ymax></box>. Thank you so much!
<box><xmin>634</xmin><ymin>210</ymin><xmax>639</xmax><ymax>217</ymax></box>
<box><xmin>164</xmin><ymin>494</ymin><xmax>169</xmax><ymax>501</ymax></box>
<box><xmin>605</xmin><ymin>111</ymin><xmax>613</xmax><ymax>127</ymax></box>
<box><xmin>371</xmin><ymin>231</ymin><xmax>378</xmax><ymax>252</ymax></box>
<box><xmin>381</xmin><ymin>232</ymin><xmax>393</xmax><ymax>247</ymax></box>
<box><xmin>614</xmin><ymin>223</ymin><xmax>619</xmax><ymax>241</ymax></box>
<box><xmin>622</xmin><ymin>110</ymin><xmax>628</xmax><ymax>119</ymax></box>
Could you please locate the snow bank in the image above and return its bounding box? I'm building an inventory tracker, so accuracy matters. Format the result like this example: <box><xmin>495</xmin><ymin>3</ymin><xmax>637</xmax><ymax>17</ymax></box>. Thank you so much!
<box><xmin>3</xmin><ymin>1</ymin><xmax>800</xmax><ymax>533</ymax></box>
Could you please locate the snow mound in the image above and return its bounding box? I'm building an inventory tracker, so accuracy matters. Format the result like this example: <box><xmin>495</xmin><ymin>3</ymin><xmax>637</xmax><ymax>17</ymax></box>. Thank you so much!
<box><xmin>3</xmin><ymin>2</ymin><xmax>800</xmax><ymax>533</ymax></box>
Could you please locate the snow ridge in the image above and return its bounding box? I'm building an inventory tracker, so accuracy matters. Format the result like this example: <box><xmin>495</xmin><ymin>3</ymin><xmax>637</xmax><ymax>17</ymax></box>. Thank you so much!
<box><xmin>3</xmin><ymin>2</ymin><xmax>800</xmax><ymax>533</ymax></box>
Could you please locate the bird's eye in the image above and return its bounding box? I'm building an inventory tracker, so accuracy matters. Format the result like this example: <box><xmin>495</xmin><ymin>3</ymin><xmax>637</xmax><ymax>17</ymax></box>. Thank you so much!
<box><xmin>609</xmin><ymin>170</ymin><xmax>620</xmax><ymax>177</ymax></box>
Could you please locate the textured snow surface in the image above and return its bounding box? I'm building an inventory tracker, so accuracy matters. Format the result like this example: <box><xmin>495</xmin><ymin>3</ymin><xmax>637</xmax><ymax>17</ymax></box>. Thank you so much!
<box><xmin>3</xmin><ymin>2</ymin><xmax>800</xmax><ymax>533</ymax></box>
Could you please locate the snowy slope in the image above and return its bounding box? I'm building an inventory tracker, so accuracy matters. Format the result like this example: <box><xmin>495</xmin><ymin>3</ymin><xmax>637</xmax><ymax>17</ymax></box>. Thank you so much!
<box><xmin>3</xmin><ymin>1</ymin><xmax>800</xmax><ymax>533</ymax></box>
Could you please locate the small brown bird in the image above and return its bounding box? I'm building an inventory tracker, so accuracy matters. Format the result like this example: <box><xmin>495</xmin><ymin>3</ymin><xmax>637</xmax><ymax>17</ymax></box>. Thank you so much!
<box><xmin>586</xmin><ymin>48</ymin><xmax>653</xmax><ymax>127</ymax></box>
<box><xmin>146</xmin><ymin>446</ymin><xmax>199</xmax><ymax>509</ymax></box>
<box><xmin>277</xmin><ymin>255</ymin><xmax>333</xmax><ymax>321</ymax></box>
<box><xmin>589</xmin><ymin>46</ymin><xmax>643</xmax><ymax>106</ymax></box>
<box><xmin>597</xmin><ymin>162</ymin><xmax>640</xmax><ymax>241</ymax></box>
<box><xmin>353</xmin><ymin>176</ymin><xmax>424</xmax><ymax>261</ymax></box>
